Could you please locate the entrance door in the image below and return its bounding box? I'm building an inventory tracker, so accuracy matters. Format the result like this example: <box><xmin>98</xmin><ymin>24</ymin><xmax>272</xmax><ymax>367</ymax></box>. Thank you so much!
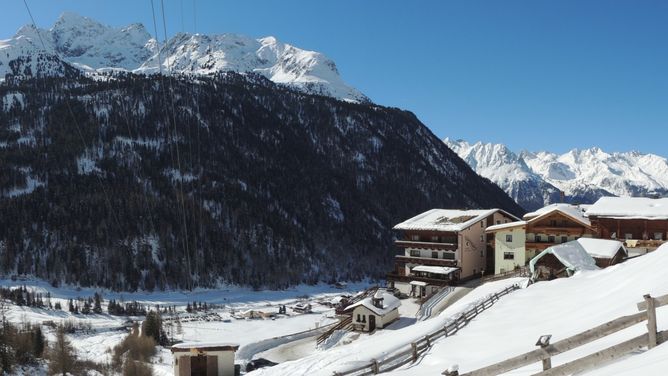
<box><xmin>191</xmin><ymin>355</ymin><xmax>208</xmax><ymax>376</ymax></box>
<box><xmin>369</xmin><ymin>315</ymin><xmax>376</xmax><ymax>331</ymax></box>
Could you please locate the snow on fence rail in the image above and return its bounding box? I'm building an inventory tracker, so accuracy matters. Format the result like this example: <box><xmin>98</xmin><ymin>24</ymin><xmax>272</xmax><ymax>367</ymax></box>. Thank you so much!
<box><xmin>331</xmin><ymin>283</ymin><xmax>522</xmax><ymax>376</ymax></box>
<box><xmin>446</xmin><ymin>292</ymin><xmax>668</xmax><ymax>376</ymax></box>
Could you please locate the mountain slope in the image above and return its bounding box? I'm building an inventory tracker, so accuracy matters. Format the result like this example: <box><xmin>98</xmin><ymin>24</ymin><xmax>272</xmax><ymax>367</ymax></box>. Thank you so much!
<box><xmin>445</xmin><ymin>139</ymin><xmax>668</xmax><ymax>210</ymax></box>
<box><xmin>0</xmin><ymin>73</ymin><xmax>522</xmax><ymax>290</ymax></box>
<box><xmin>0</xmin><ymin>12</ymin><xmax>365</xmax><ymax>102</ymax></box>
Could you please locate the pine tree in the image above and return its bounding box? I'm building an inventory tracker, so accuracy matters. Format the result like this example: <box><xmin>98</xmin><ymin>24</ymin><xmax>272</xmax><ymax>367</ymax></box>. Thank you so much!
<box><xmin>48</xmin><ymin>328</ymin><xmax>77</xmax><ymax>376</ymax></box>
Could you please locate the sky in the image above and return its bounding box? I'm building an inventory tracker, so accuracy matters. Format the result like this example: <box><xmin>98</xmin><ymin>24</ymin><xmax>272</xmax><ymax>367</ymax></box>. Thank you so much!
<box><xmin>2</xmin><ymin>0</ymin><xmax>667</xmax><ymax>155</ymax></box>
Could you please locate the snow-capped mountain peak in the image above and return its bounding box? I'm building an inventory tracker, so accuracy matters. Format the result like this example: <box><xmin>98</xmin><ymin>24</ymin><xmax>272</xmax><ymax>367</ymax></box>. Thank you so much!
<box><xmin>0</xmin><ymin>13</ymin><xmax>366</xmax><ymax>102</ymax></box>
<box><xmin>446</xmin><ymin>139</ymin><xmax>668</xmax><ymax>211</ymax></box>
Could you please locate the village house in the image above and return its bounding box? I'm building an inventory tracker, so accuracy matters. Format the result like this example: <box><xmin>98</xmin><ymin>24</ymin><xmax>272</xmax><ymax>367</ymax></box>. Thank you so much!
<box><xmin>576</xmin><ymin>238</ymin><xmax>627</xmax><ymax>268</ymax></box>
<box><xmin>486</xmin><ymin>204</ymin><xmax>595</xmax><ymax>274</ymax></box>
<box><xmin>387</xmin><ymin>208</ymin><xmax>520</xmax><ymax>296</ymax></box>
<box><xmin>587</xmin><ymin>197</ymin><xmax>668</xmax><ymax>253</ymax></box>
<box><xmin>346</xmin><ymin>290</ymin><xmax>400</xmax><ymax>332</ymax></box>
<box><xmin>171</xmin><ymin>342</ymin><xmax>239</xmax><ymax>376</ymax></box>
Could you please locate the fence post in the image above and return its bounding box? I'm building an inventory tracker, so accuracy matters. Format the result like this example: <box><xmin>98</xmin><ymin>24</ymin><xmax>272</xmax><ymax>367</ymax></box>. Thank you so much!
<box><xmin>371</xmin><ymin>359</ymin><xmax>379</xmax><ymax>374</ymax></box>
<box><xmin>644</xmin><ymin>294</ymin><xmax>657</xmax><ymax>349</ymax></box>
<box><xmin>535</xmin><ymin>334</ymin><xmax>552</xmax><ymax>371</ymax></box>
<box><xmin>411</xmin><ymin>342</ymin><xmax>418</xmax><ymax>362</ymax></box>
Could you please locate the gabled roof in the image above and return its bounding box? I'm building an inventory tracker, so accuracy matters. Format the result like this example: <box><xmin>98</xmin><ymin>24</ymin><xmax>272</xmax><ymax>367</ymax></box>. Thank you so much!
<box><xmin>393</xmin><ymin>208</ymin><xmax>520</xmax><ymax>232</ymax></box>
<box><xmin>346</xmin><ymin>291</ymin><xmax>401</xmax><ymax>316</ymax></box>
<box><xmin>411</xmin><ymin>265</ymin><xmax>459</xmax><ymax>275</ymax></box>
<box><xmin>576</xmin><ymin>238</ymin><xmax>627</xmax><ymax>259</ymax></box>
<box><xmin>586</xmin><ymin>197</ymin><xmax>668</xmax><ymax>219</ymax></box>
<box><xmin>530</xmin><ymin>241</ymin><xmax>599</xmax><ymax>276</ymax></box>
<box><xmin>523</xmin><ymin>204</ymin><xmax>591</xmax><ymax>227</ymax></box>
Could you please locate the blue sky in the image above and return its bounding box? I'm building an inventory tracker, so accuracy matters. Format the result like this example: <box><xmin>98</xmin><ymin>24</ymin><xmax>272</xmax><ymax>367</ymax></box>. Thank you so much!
<box><xmin>3</xmin><ymin>1</ymin><xmax>667</xmax><ymax>155</ymax></box>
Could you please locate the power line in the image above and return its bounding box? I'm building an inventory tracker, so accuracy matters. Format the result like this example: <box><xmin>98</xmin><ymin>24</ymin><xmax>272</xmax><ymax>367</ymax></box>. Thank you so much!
<box><xmin>21</xmin><ymin>0</ymin><xmax>48</xmax><ymax>52</ymax></box>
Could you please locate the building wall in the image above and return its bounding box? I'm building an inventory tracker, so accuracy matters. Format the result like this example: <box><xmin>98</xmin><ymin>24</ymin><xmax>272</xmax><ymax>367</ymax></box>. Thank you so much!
<box><xmin>352</xmin><ymin>305</ymin><xmax>399</xmax><ymax>331</ymax></box>
<box><xmin>173</xmin><ymin>350</ymin><xmax>236</xmax><ymax>376</ymax></box>
<box><xmin>460</xmin><ymin>212</ymin><xmax>515</xmax><ymax>278</ymax></box>
<box><xmin>494</xmin><ymin>228</ymin><xmax>526</xmax><ymax>274</ymax></box>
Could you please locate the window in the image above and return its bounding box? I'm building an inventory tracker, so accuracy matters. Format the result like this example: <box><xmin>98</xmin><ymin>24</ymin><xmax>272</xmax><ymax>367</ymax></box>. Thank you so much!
<box><xmin>431</xmin><ymin>236</ymin><xmax>439</xmax><ymax>242</ymax></box>
<box><xmin>504</xmin><ymin>252</ymin><xmax>514</xmax><ymax>260</ymax></box>
<box><xmin>561</xmin><ymin>236</ymin><xmax>568</xmax><ymax>243</ymax></box>
<box><xmin>432</xmin><ymin>251</ymin><xmax>438</xmax><ymax>259</ymax></box>
<box><xmin>411</xmin><ymin>234</ymin><xmax>420</xmax><ymax>241</ymax></box>
<box><xmin>625</xmin><ymin>233</ymin><xmax>633</xmax><ymax>240</ymax></box>
<box><xmin>496</xmin><ymin>220</ymin><xmax>501</xmax><ymax>225</ymax></box>
<box><xmin>535</xmin><ymin>235</ymin><xmax>542</xmax><ymax>242</ymax></box>
<box><xmin>548</xmin><ymin>235</ymin><xmax>555</xmax><ymax>243</ymax></box>
<box><xmin>443</xmin><ymin>252</ymin><xmax>455</xmax><ymax>260</ymax></box>
<box><xmin>410</xmin><ymin>250</ymin><xmax>420</xmax><ymax>257</ymax></box>
<box><xmin>654</xmin><ymin>232</ymin><xmax>663</xmax><ymax>241</ymax></box>
<box><xmin>505</xmin><ymin>234</ymin><xmax>513</xmax><ymax>242</ymax></box>
<box><xmin>481</xmin><ymin>221</ymin><xmax>484</xmax><ymax>228</ymax></box>
<box><xmin>505</xmin><ymin>220</ymin><xmax>509</xmax><ymax>223</ymax></box>
<box><xmin>480</xmin><ymin>235</ymin><xmax>484</xmax><ymax>242</ymax></box>
<box><xmin>480</xmin><ymin>250</ymin><xmax>484</xmax><ymax>258</ymax></box>
<box><xmin>550</xmin><ymin>220</ymin><xmax>557</xmax><ymax>226</ymax></box>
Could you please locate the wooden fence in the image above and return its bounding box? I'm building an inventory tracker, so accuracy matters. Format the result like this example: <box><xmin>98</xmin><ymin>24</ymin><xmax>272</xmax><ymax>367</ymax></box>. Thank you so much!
<box><xmin>331</xmin><ymin>284</ymin><xmax>521</xmax><ymax>376</ymax></box>
<box><xmin>448</xmin><ymin>292</ymin><xmax>668</xmax><ymax>376</ymax></box>
<box><xmin>481</xmin><ymin>267</ymin><xmax>529</xmax><ymax>283</ymax></box>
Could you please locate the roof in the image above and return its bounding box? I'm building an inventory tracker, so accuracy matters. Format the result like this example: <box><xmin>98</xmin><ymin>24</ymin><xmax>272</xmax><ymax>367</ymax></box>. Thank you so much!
<box><xmin>576</xmin><ymin>238</ymin><xmax>627</xmax><ymax>259</ymax></box>
<box><xmin>411</xmin><ymin>265</ymin><xmax>459</xmax><ymax>275</ymax></box>
<box><xmin>171</xmin><ymin>342</ymin><xmax>240</xmax><ymax>353</ymax></box>
<box><xmin>409</xmin><ymin>281</ymin><xmax>428</xmax><ymax>286</ymax></box>
<box><xmin>523</xmin><ymin>204</ymin><xmax>591</xmax><ymax>227</ymax></box>
<box><xmin>530</xmin><ymin>241</ymin><xmax>599</xmax><ymax>275</ymax></box>
<box><xmin>393</xmin><ymin>208</ymin><xmax>520</xmax><ymax>232</ymax></box>
<box><xmin>486</xmin><ymin>221</ymin><xmax>527</xmax><ymax>232</ymax></box>
<box><xmin>586</xmin><ymin>197</ymin><xmax>668</xmax><ymax>219</ymax></box>
<box><xmin>347</xmin><ymin>290</ymin><xmax>401</xmax><ymax>316</ymax></box>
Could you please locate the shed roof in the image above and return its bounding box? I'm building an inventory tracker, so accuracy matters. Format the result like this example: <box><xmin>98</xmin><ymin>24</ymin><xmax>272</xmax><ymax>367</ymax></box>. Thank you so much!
<box><xmin>576</xmin><ymin>238</ymin><xmax>627</xmax><ymax>259</ymax></box>
<box><xmin>586</xmin><ymin>197</ymin><xmax>668</xmax><ymax>219</ymax></box>
<box><xmin>346</xmin><ymin>290</ymin><xmax>401</xmax><ymax>316</ymax></box>
<box><xmin>171</xmin><ymin>342</ymin><xmax>240</xmax><ymax>353</ymax></box>
<box><xmin>393</xmin><ymin>208</ymin><xmax>519</xmax><ymax>232</ymax></box>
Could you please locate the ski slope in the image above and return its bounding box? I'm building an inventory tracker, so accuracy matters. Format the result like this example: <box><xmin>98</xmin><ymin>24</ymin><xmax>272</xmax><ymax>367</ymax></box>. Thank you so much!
<box><xmin>253</xmin><ymin>244</ymin><xmax>668</xmax><ymax>375</ymax></box>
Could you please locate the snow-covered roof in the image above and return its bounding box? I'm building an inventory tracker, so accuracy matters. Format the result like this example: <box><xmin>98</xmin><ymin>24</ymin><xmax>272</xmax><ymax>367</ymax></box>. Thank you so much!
<box><xmin>586</xmin><ymin>197</ymin><xmax>668</xmax><ymax>219</ymax></box>
<box><xmin>409</xmin><ymin>281</ymin><xmax>428</xmax><ymax>286</ymax></box>
<box><xmin>412</xmin><ymin>265</ymin><xmax>459</xmax><ymax>275</ymax></box>
<box><xmin>393</xmin><ymin>208</ymin><xmax>519</xmax><ymax>232</ymax></box>
<box><xmin>347</xmin><ymin>291</ymin><xmax>401</xmax><ymax>316</ymax></box>
<box><xmin>530</xmin><ymin>241</ymin><xmax>599</xmax><ymax>275</ymax></box>
<box><xmin>172</xmin><ymin>341</ymin><xmax>240</xmax><ymax>350</ymax></box>
<box><xmin>486</xmin><ymin>221</ymin><xmax>527</xmax><ymax>232</ymax></box>
<box><xmin>576</xmin><ymin>238</ymin><xmax>627</xmax><ymax>259</ymax></box>
<box><xmin>523</xmin><ymin>204</ymin><xmax>591</xmax><ymax>227</ymax></box>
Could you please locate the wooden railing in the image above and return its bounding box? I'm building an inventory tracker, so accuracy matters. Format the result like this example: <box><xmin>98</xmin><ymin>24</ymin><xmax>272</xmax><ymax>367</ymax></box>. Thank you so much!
<box><xmin>416</xmin><ymin>286</ymin><xmax>455</xmax><ymax>321</ymax></box>
<box><xmin>331</xmin><ymin>284</ymin><xmax>521</xmax><ymax>376</ymax></box>
<box><xmin>317</xmin><ymin>315</ymin><xmax>353</xmax><ymax>345</ymax></box>
<box><xmin>446</xmin><ymin>292</ymin><xmax>668</xmax><ymax>376</ymax></box>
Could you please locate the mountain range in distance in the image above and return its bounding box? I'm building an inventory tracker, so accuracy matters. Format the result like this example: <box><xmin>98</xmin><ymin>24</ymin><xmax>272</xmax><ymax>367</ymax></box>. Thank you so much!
<box><xmin>0</xmin><ymin>12</ymin><xmax>366</xmax><ymax>102</ymax></box>
<box><xmin>445</xmin><ymin>138</ymin><xmax>668</xmax><ymax>211</ymax></box>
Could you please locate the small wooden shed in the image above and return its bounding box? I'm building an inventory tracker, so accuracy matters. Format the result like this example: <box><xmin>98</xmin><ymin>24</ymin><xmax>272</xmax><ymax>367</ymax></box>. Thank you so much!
<box><xmin>530</xmin><ymin>241</ymin><xmax>599</xmax><ymax>281</ymax></box>
<box><xmin>575</xmin><ymin>238</ymin><xmax>627</xmax><ymax>268</ymax></box>
<box><xmin>171</xmin><ymin>342</ymin><xmax>239</xmax><ymax>376</ymax></box>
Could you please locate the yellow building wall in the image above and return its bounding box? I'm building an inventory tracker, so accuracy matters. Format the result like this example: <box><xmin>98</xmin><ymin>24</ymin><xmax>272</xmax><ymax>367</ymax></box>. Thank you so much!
<box><xmin>494</xmin><ymin>227</ymin><xmax>526</xmax><ymax>274</ymax></box>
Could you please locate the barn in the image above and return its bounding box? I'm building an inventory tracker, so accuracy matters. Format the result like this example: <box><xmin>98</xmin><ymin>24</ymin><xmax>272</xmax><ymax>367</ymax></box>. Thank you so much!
<box><xmin>529</xmin><ymin>241</ymin><xmax>599</xmax><ymax>281</ymax></box>
<box><xmin>171</xmin><ymin>342</ymin><xmax>239</xmax><ymax>376</ymax></box>
<box><xmin>576</xmin><ymin>238</ymin><xmax>627</xmax><ymax>268</ymax></box>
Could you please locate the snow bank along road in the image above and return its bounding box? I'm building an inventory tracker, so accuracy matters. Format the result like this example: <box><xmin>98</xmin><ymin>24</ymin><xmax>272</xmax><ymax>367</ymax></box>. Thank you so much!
<box><xmin>252</xmin><ymin>244</ymin><xmax>668</xmax><ymax>375</ymax></box>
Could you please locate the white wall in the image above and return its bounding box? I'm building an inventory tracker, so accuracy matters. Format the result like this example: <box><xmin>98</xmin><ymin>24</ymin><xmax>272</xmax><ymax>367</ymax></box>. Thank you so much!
<box><xmin>494</xmin><ymin>228</ymin><xmax>526</xmax><ymax>274</ymax></box>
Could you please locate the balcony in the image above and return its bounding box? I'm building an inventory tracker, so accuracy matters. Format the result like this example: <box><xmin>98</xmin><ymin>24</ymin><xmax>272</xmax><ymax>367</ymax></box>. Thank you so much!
<box><xmin>394</xmin><ymin>240</ymin><xmax>458</xmax><ymax>251</ymax></box>
<box><xmin>529</xmin><ymin>226</ymin><xmax>587</xmax><ymax>236</ymax></box>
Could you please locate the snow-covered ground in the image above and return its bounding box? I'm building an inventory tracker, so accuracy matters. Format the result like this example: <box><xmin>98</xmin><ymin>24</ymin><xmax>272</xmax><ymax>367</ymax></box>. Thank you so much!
<box><xmin>251</xmin><ymin>244</ymin><xmax>668</xmax><ymax>376</ymax></box>
<box><xmin>0</xmin><ymin>279</ymin><xmax>372</xmax><ymax>374</ymax></box>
